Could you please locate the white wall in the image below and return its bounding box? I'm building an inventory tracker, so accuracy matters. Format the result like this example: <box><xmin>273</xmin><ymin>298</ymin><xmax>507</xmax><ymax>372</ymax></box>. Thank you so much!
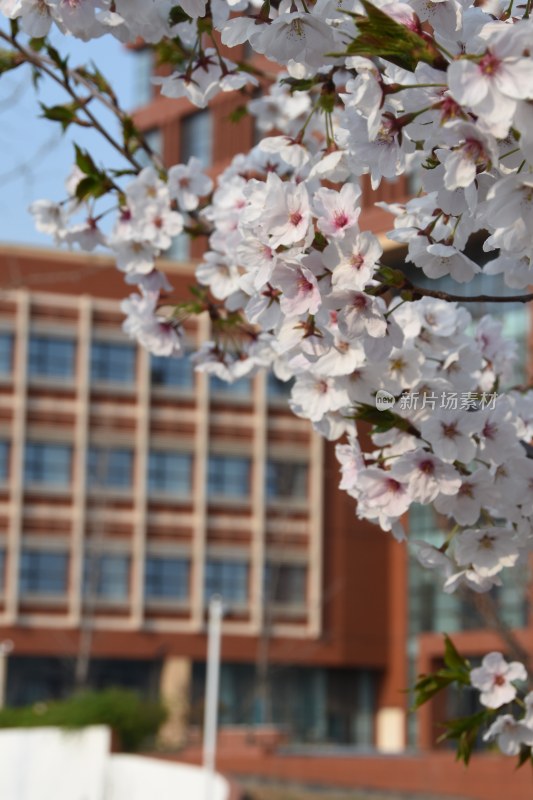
<box><xmin>106</xmin><ymin>755</ymin><xmax>229</xmax><ymax>800</ymax></box>
<box><xmin>0</xmin><ymin>726</ymin><xmax>229</xmax><ymax>800</ymax></box>
<box><xmin>0</xmin><ymin>725</ymin><xmax>110</xmax><ymax>800</ymax></box>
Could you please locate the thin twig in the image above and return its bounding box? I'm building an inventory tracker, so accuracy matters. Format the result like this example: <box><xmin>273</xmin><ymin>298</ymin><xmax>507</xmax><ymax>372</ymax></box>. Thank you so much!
<box><xmin>0</xmin><ymin>30</ymin><xmax>145</xmax><ymax>172</ymax></box>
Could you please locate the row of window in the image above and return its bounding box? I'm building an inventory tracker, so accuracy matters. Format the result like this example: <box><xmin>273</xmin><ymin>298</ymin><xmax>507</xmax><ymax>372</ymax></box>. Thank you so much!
<box><xmin>0</xmin><ymin>442</ymin><xmax>308</xmax><ymax>499</ymax></box>
<box><xmin>0</xmin><ymin>333</ymin><xmax>293</xmax><ymax>397</ymax></box>
<box><xmin>0</xmin><ymin>550</ymin><xmax>307</xmax><ymax>605</ymax></box>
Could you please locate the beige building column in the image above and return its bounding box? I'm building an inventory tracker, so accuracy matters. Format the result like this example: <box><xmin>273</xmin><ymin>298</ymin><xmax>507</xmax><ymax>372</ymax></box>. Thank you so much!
<box><xmin>158</xmin><ymin>656</ymin><xmax>192</xmax><ymax>748</ymax></box>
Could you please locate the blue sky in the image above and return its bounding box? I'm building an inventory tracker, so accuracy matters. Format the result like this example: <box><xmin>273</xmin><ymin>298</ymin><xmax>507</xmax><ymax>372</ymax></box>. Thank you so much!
<box><xmin>0</xmin><ymin>30</ymin><xmax>139</xmax><ymax>247</ymax></box>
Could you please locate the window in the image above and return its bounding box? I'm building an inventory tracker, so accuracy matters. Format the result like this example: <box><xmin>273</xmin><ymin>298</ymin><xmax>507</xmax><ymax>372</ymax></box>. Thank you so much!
<box><xmin>151</xmin><ymin>353</ymin><xmax>194</xmax><ymax>388</ymax></box>
<box><xmin>207</xmin><ymin>455</ymin><xmax>251</xmax><ymax>498</ymax></box>
<box><xmin>0</xmin><ymin>441</ymin><xmax>9</xmax><ymax>482</ymax></box>
<box><xmin>267</xmin><ymin>373</ymin><xmax>294</xmax><ymax>399</ymax></box>
<box><xmin>19</xmin><ymin>550</ymin><xmax>68</xmax><ymax>595</ymax></box>
<box><xmin>87</xmin><ymin>447</ymin><xmax>133</xmax><ymax>489</ymax></box>
<box><xmin>266</xmin><ymin>460</ymin><xmax>308</xmax><ymax>499</ymax></box>
<box><xmin>135</xmin><ymin>127</ymin><xmax>162</xmax><ymax>169</ymax></box>
<box><xmin>264</xmin><ymin>563</ymin><xmax>307</xmax><ymax>606</ymax></box>
<box><xmin>24</xmin><ymin>443</ymin><xmax>72</xmax><ymax>486</ymax></box>
<box><xmin>166</xmin><ymin>234</ymin><xmax>190</xmax><ymax>261</ymax></box>
<box><xmin>205</xmin><ymin>560</ymin><xmax>248</xmax><ymax>604</ymax></box>
<box><xmin>148</xmin><ymin>451</ymin><xmax>192</xmax><ymax>495</ymax></box>
<box><xmin>210</xmin><ymin>375</ymin><xmax>252</xmax><ymax>397</ymax></box>
<box><xmin>0</xmin><ymin>333</ymin><xmax>13</xmax><ymax>375</ymax></box>
<box><xmin>28</xmin><ymin>335</ymin><xmax>75</xmax><ymax>379</ymax></box>
<box><xmin>84</xmin><ymin>554</ymin><xmax>130</xmax><ymax>600</ymax></box>
<box><xmin>181</xmin><ymin>111</ymin><xmax>212</xmax><ymax>168</ymax></box>
<box><xmin>145</xmin><ymin>556</ymin><xmax>189</xmax><ymax>600</ymax></box>
<box><xmin>408</xmin><ymin>505</ymin><xmax>528</xmax><ymax>634</ymax></box>
<box><xmin>90</xmin><ymin>341</ymin><xmax>136</xmax><ymax>384</ymax></box>
<box><xmin>133</xmin><ymin>48</ymin><xmax>155</xmax><ymax>107</ymax></box>
<box><xmin>0</xmin><ymin>550</ymin><xmax>5</xmax><ymax>592</ymax></box>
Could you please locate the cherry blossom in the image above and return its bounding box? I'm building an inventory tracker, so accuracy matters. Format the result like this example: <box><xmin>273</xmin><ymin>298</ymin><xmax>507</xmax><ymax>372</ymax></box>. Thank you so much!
<box><xmin>8</xmin><ymin>0</ymin><xmax>533</xmax><ymax>762</ymax></box>
<box><xmin>470</xmin><ymin>653</ymin><xmax>527</xmax><ymax>709</ymax></box>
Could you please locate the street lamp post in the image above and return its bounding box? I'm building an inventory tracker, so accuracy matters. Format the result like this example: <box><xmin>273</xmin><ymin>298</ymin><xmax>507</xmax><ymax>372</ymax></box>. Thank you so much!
<box><xmin>203</xmin><ymin>596</ymin><xmax>223</xmax><ymax>800</ymax></box>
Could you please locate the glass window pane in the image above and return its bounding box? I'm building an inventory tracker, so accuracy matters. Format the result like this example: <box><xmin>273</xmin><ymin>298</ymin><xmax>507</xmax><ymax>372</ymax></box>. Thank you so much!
<box><xmin>181</xmin><ymin>111</ymin><xmax>212</xmax><ymax>168</ymax></box>
<box><xmin>210</xmin><ymin>375</ymin><xmax>252</xmax><ymax>397</ymax></box>
<box><xmin>90</xmin><ymin>342</ymin><xmax>136</xmax><ymax>383</ymax></box>
<box><xmin>204</xmin><ymin>560</ymin><xmax>248</xmax><ymax>604</ymax></box>
<box><xmin>207</xmin><ymin>455</ymin><xmax>250</xmax><ymax>498</ymax></box>
<box><xmin>19</xmin><ymin>550</ymin><xmax>68</xmax><ymax>594</ymax></box>
<box><xmin>151</xmin><ymin>354</ymin><xmax>194</xmax><ymax>388</ymax></box>
<box><xmin>0</xmin><ymin>333</ymin><xmax>13</xmax><ymax>375</ymax></box>
<box><xmin>134</xmin><ymin>49</ymin><xmax>155</xmax><ymax>107</ymax></box>
<box><xmin>148</xmin><ymin>451</ymin><xmax>192</xmax><ymax>495</ymax></box>
<box><xmin>264</xmin><ymin>564</ymin><xmax>307</xmax><ymax>605</ymax></box>
<box><xmin>136</xmin><ymin>127</ymin><xmax>162</xmax><ymax>169</ymax></box>
<box><xmin>24</xmin><ymin>443</ymin><xmax>72</xmax><ymax>486</ymax></box>
<box><xmin>165</xmin><ymin>234</ymin><xmax>190</xmax><ymax>261</ymax></box>
<box><xmin>145</xmin><ymin>557</ymin><xmax>189</xmax><ymax>600</ymax></box>
<box><xmin>0</xmin><ymin>441</ymin><xmax>9</xmax><ymax>482</ymax></box>
<box><xmin>28</xmin><ymin>336</ymin><xmax>75</xmax><ymax>378</ymax></box>
<box><xmin>266</xmin><ymin>461</ymin><xmax>308</xmax><ymax>499</ymax></box>
<box><xmin>87</xmin><ymin>447</ymin><xmax>133</xmax><ymax>488</ymax></box>
<box><xmin>267</xmin><ymin>373</ymin><xmax>294</xmax><ymax>399</ymax></box>
<box><xmin>84</xmin><ymin>554</ymin><xmax>130</xmax><ymax>600</ymax></box>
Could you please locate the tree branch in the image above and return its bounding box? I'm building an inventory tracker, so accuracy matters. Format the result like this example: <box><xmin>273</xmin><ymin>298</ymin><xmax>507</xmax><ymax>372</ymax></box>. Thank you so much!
<box><xmin>0</xmin><ymin>30</ymin><xmax>156</xmax><ymax>173</ymax></box>
<box><xmin>407</xmin><ymin>284</ymin><xmax>533</xmax><ymax>304</ymax></box>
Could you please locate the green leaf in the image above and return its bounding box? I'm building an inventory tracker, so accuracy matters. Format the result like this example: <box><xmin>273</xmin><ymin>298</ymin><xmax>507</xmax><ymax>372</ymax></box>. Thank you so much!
<box><xmin>169</xmin><ymin>5</ymin><xmax>192</xmax><ymax>24</ymax></box>
<box><xmin>45</xmin><ymin>43</ymin><xmax>69</xmax><ymax>74</ymax></box>
<box><xmin>281</xmin><ymin>77</ymin><xmax>317</xmax><ymax>93</ymax></box>
<box><xmin>352</xmin><ymin>402</ymin><xmax>419</xmax><ymax>436</ymax></box>
<box><xmin>28</xmin><ymin>38</ymin><xmax>46</xmax><ymax>52</ymax></box>
<box><xmin>516</xmin><ymin>745</ymin><xmax>533</xmax><ymax>770</ymax></box>
<box><xmin>0</xmin><ymin>48</ymin><xmax>24</xmax><ymax>76</ymax></box>
<box><xmin>342</xmin><ymin>0</ymin><xmax>444</xmax><ymax>72</ymax></box>
<box><xmin>438</xmin><ymin>710</ymin><xmax>490</xmax><ymax>765</ymax></box>
<box><xmin>228</xmin><ymin>105</ymin><xmax>248</xmax><ymax>124</ymax></box>
<box><xmin>74</xmin><ymin>145</ymin><xmax>98</xmax><ymax>176</ymax></box>
<box><xmin>76</xmin><ymin>64</ymin><xmax>117</xmax><ymax>103</ymax></box>
<box><xmin>375</xmin><ymin>265</ymin><xmax>406</xmax><ymax>288</ymax></box>
<box><xmin>75</xmin><ymin>174</ymin><xmax>112</xmax><ymax>202</ymax></box>
<box><xmin>39</xmin><ymin>103</ymin><xmax>78</xmax><ymax>132</ymax></box>
<box><xmin>443</xmin><ymin>635</ymin><xmax>470</xmax><ymax>682</ymax></box>
<box><xmin>411</xmin><ymin>672</ymin><xmax>458</xmax><ymax>710</ymax></box>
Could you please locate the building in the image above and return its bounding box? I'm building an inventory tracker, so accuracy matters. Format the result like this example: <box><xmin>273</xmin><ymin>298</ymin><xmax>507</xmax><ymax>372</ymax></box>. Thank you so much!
<box><xmin>0</xmin><ymin>244</ymin><xmax>409</xmax><ymax>751</ymax></box>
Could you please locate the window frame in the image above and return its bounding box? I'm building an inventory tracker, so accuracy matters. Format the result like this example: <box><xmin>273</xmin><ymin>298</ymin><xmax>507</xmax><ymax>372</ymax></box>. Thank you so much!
<box><xmin>24</xmin><ymin>442</ymin><xmax>72</xmax><ymax>487</ymax></box>
<box><xmin>87</xmin><ymin>446</ymin><xmax>134</xmax><ymax>490</ymax></box>
<box><xmin>150</xmin><ymin>353</ymin><xmax>194</xmax><ymax>389</ymax></box>
<box><xmin>180</xmin><ymin>110</ymin><xmax>212</xmax><ymax>168</ymax></box>
<box><xmin>266</xmin><ymin>460</ymin><xmax>308</xmax><ymax>501</ymax></box>
<box><xmin>144</xmin><ymin>556</ymin><xmax>190</xmax><ymax>601</ymax></box>
<box><xmin>147</xmin><ymin>450</ymin><xmax>192</xmax><ymax>496</ymax></box>
<box><xmin>204</xmin><ymin>559</ymin><xmax>249</xmax><ymax>605</ymax></box>
<box><xmin>207</xmin><ymin>454</ymin><xmax>251</xmax><ymax>499</ymax></box>
<box><xmin>19</xmin><ymin>550</ymin><xmax>68</xmax><ymax>596</ymax></box>
<box><xmin>27</xmin><ymin>334</ymin><xmax>76</xmax><ymax>380</ymax></box>
<box><xmin>0</xmin><ymin>332</ymin><xmax>13</xmax><ymax>376</ymax></box>
<box><xmin>90</xmin><ymin>341</ymin><xmax>136</xmax><ymax>385</ymax></box>
<box><xmin>84</xmin><ymin>553</ymin><xmax>130</xmax><ymax>602</ymax></box>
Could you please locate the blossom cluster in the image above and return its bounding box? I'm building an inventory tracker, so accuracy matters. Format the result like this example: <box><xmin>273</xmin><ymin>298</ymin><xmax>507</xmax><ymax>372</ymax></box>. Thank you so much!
<box><xmin>470</xmin><ymin>652</ymin><xmax>533</xmax><ymax>756</ymax></box>
<box><xmin>4</xmin><ymin>0</ymin><xmax>533</xmax><ymax>759</ymax></box>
